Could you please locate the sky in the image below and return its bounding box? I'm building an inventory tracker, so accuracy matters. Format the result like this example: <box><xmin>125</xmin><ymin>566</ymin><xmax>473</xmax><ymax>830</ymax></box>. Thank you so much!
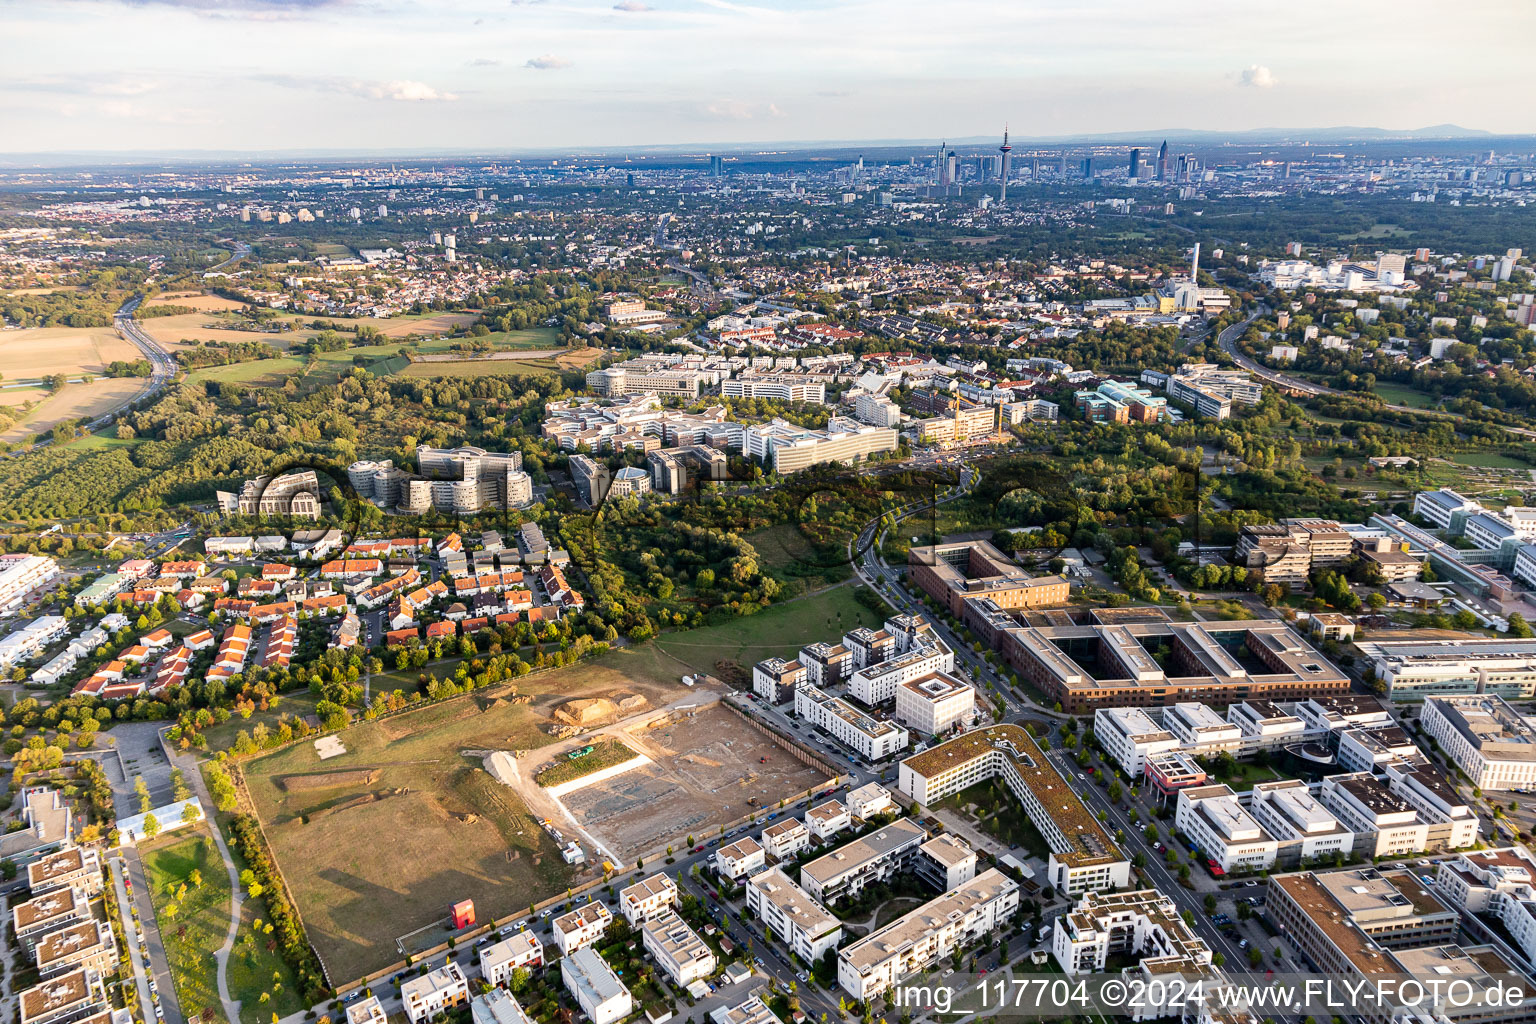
<box><xmin>1</xmin><ymin>0</ymin><xmax>1532</xmax><ymax>155</ymax></box>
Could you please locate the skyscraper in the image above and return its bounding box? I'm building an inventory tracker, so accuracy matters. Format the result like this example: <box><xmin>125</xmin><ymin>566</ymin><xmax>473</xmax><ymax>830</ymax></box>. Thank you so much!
<box><xmin>935</xmin><ymin>142</ymin><xmax>948</xmax><ymax>186</ymax></box>
<box><xmin>1156</xmin><ymin>140</ymin><xmax>1169</xmax><ymax>181</ymax></box>
<box><xmin>998</xmin><ymin>127</ymin><xmax>1012</xmax><ymax>202</ymax></box>
<box><xmin>1128</xmin><ymin>148</ymin><xmax>1141</xmax><ymax>179</ymax></box>
<box><xmin>946</xmin><ymin>150</ymin><xmax>958</xmax><ymax>188</ymax></box>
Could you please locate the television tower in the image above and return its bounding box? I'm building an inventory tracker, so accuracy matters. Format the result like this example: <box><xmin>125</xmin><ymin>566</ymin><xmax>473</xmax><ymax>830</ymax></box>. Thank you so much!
<box><xmin>998</xmin><ymin>126</ymin><xmax>1013</xmax><ymax>203</ymax></box>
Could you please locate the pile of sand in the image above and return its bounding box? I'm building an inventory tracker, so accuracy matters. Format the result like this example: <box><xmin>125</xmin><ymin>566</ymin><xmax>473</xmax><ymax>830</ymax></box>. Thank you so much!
<box><xmin>554</xmin><ymin>697</ymin><xmax>619</xmax><ymax>727</ymax></box>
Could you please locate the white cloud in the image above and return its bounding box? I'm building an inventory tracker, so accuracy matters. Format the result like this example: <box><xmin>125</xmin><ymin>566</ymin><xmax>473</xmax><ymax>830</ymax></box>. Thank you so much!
<box><xmin>525</xmin><ymin>54</ymin><xmax>572</xmax><ymax>70</ymax></box>
<box><xmin>369</xmin><ymin>79</ymin><xmax>456</xmax><ymax>101</ymax></box>
<box><xmin>252</xmin><ymin>73</ymin><xmax>457</xmax><ymax>101</ymax></box>
<box><xmin>1239</xmin><ymin>64</ymin><xmax>1277</xmax><ymax>88</ymax></box>
<box><xmin>613</xmin><ymin>1</ymin><xmax>651</xmax><ymax>10</ymax></box>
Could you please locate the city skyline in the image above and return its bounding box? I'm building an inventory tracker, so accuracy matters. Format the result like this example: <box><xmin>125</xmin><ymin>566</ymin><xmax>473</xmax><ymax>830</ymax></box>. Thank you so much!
<box><xmin>1</xmin><ymin>0</ymin><xmax>1532</xmax><ymax>154</ymax></box>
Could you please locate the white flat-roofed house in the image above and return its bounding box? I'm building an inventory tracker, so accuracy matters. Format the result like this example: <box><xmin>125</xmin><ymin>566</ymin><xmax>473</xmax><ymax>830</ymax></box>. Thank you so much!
<box><xmin>619</xmin><ymin>873</ymin><xmax>678</xmax><ymax>926</ymax></box>
<box><xmin>800</xmin><ymin>818</ymin><xmax>927</xmax><ymax>905</ymax></box>
<box><xmin>562</xmin><ymin>946</ymin><xmax>633</xmax><ymax>1024</ymax></box>
<box><xmin>552</xmin><ymin>901</ymin><xmax>613</xmax><ymax>956</ymax></box>
<box><xmin>845</xmin><ymin>783</ymin><xmax>894</xmax><ymax>821</ymax></box>
<box><xmin>1094</xmin><ymin>707</ymin><xmax>1179</xmax><ymax>776</ymax></box>
<box><xmin>836</xmin><ymin>868</ymin><xmax>1019</xmax><ymax>1002</ymax></box>
<box><xmin>1174</xmin><ymin>784</ymin><xmax>1278</xmax><ymax>874</ymax></box>
<box><xmin>715</xmin><ymin>837</ymin><xmax>766</xmax><ymax>881</ymax></box>
<box><xmin>401</xmin><ymin>962</ymin><xmax>469</xmax><ymax>1024</ymax></box>
<box><xmin>761</xmin><ymin>818</ymin><xmax>811</xmax><ymax>861</ymax></box>
<box><xmin>1319</xmin><ymin>773</ymin><xmax>1430</xmax><ymax>858</ymax></box>
<box><xmin>346</xmin><ymin>996</ymin><xmax>389</xmax><ymax>1024</ymax></box>
<box><xmin>893</xmin><ymin>672</ymin><xmax>975</xmax><ymax>737</ymax></box>
<box><xmin>470</xmin><ymin>989</ymin><xmax>534</xmax><ymax>1024</ymax></box>
<box><xmin>711</xmin><ymin>995</ymin><xmax>781</xmax><ymax>1024</ymax></box>
<box><xmin>914</xmin><ymin>833</ymin><xmax>977</xmax><ymax>892</ymax></box>
<box><xmin>745</xmin><ymin>868</ymin><xmax>843</xmax><ymax>962</ymax></box>
<box><xmin>1422</xmin><ymin>696</ymin><xmax>1536</xmax><ymax>792</ymax></box>
<box><xmin>1249</xmin><ymin>780</ymin><xmax>1355</xmax><ymax>866</ymax></box>
<box><xmin>805</xmin><ymin>800</ymin><xmax>850</xmax><ymax>841</ymax></box>
<box><xmin>641</xmin><ymin>910</ymin><xmax>717</xmax><ymax>986</ymax></box>
<box><xmin>1163</xmin><ymin>702</ymin><xmax>1241</xmax><ymax>755</ymax></box>
<box><xmin>480</xmin><ymin>932</ymin><xmax>543</xmax><ymax>987</ymax></box>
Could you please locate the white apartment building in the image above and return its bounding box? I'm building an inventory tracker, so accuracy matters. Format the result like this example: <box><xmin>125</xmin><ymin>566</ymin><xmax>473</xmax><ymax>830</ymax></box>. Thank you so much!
<box><xmin>401</xmin><ymin>963</ymin><xmax>470</xmax><ymax>1024</ymax></box>
<box><xmin>1319</xmin><ymin>773</ymin><xmax>1430</xmax><ymax>858</ymax></box>
<box><xmin>470</xmin><ymin>990</ymin><xmax>533</xmax><ymax>1024</ymax></box>
<box><xmin>641</xmin><ymin>910</ymin><xmax>717</xmax><ymax>987</ymax></box>
<box><xmin>619</xmin><ymin>874</ymin><xmax>678</xmax><ymax>926</ymax></box>
<box><xmin>1163</xmin><ymin>702</ymin><xmax>1242</xmax><ymax>754</ymax></box>
<box><xmin>761</xmin><ymin>818</ymin><xmax>811</xmax><ymax>861</ymax></box>
<box><xmin>800</xmin><ymin>818</ymin><xmax>928</xmax><ymax>905</ymax></box>
<box><xmin>745</xmin><ymin>868</ymin><xmax>843</xmax><ymax>963</ymax></box>
<box><xmin>715</xmin><ymin>837</ymin><xmax>766</xmax><ymax>881</ymax></box>
<box><xmin>1249</xmin><ymin>780</ymin><xmax>1355</xmax><ymax>864</ymax></box>
<box><xmin>837</xmin><ymin>869</ymin><xmax>1019</xmax><ymax>1002</ymax></box>
<box><xmin>805</xmin><ymin>800</ymin><xmax>851</xmax><ymax>841</ymax></box>
<box><xmin>1053</xmin><ymin>890</ymin><xmax>1216</xmax><ymax>1021</ymax></box>
<box><xmin>480</xmin><ymin>933</ymin><xmax>543</xmax><ymax>987</ymax></box>
<box><xmin>1174</xmin><ymin>785</ymin><xmax>1278</xmax><ymax>874</ymax></box>
<box><xmin>752</xmin><ymin>658</ymin><xmax>805</xmax><ymax>704</ymax></box>
<box><xmin>561</xmin><ymin>947</ymin><xmax>633</xmax><ymax>1024</ymax></box>
<box><xmin>1422</xmin><ymin>696</ymin><xmax>1536</xmax><ymax>791</ymax></box>
<box><xmin>712</xmin><ymin>996</ymin><xmax>781</xmax><ymax>1024</ymax></box>
<box><xmin>845</xmin><ymin>783</ymin><xmax>894</xmax><ymax>820</ymax></box>
<box><xmin>0</xmin><ymin>554</ymin><xmax>60</xmax><ymax>616</ymax></box>
<box><xmin>1094</xmin><ymin>707</ymin><xmax>1180</xmax><ymax>776</ymax></box>
<box><xmin>914</xmin><ymin>833</ymin><xmax>977</xmax><ymax>892</ymax></box>
<box><xmin>552</xmin><ymin>902</ymin><xmax>613</xmax><ymax>956</ymax></box>
<box><xmin>794</xmin><ymin>684</ymin><xmax>910</xmax><ymax>761</ymax></box>
<box><xmin>1433</xmin><ymin>847</ymin><xmax>1536</xmax><ymax>967</ymax></box>
<box><xmin>847</xmin><ymin>643</ymin><xmax>955</xmax><ymax>705</ymax></box>
<box><xmin>893</xmin><ymin>672</ymin><xmax>975</xmax><ymax>737</ymax></box>
<box><xmin>347</xmin><ymin>996</ymin><xmax>389</xmax><ymax>1024</ymax></box>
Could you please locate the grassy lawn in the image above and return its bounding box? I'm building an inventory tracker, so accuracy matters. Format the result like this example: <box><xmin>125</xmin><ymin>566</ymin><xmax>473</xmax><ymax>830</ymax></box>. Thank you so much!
<box><xmin>652</xmin><ymin>584</ymin><xmax>884</xmax><ymax>675</ymax></box>
<box><xmin>1210</xmin><ymin>762</ymin><xmax>1283</xmax><ymax>792</ymax></box>
<box><xmin>1446</xmin><ymin>452</ymin><xmax>1532</xmax><ymax>469</ymax></box>
<box><xmin>1372</xmin><ymin>383</ymin><xmax>1439</xmax><ymax>409</ymax></box>
<box><xmin>141</xmin><ymin>829</ymin><xmax>305</xmax><ymax>1024</ymax></box>
<box><xmin>186</xmin><ymin>357</ymin><xmax>305</xmax><ymax>385</ymax></box>
<box><xmin>746</xmin><ymin>523</ymin><xmax>854</xmax><ymax>597</ymax></box>
<box><xmin>198</xmin><ymin>691</ymin><xmax>322</xmax><ymax>753</ymax></box>
<box><xmin>396</xmin><ymin>358</ymin><xmax>562</xmax><ymax>379</ymax></box>
<box><xmin>66</xmin><ymin>432</ymin><xmax>144</xmax><ymax>450</ymax></box>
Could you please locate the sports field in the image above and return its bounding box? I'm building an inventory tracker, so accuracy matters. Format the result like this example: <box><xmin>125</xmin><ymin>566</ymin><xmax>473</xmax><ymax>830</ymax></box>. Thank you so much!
<box><xmin>241</xmin><ymin>651</ymin><xmax>692</xmax><ymax>981</ymax></box>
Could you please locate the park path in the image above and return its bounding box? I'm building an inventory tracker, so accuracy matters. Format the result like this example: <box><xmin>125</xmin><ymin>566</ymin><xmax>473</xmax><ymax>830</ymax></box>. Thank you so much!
<box><xmin>168</xmin><ymin>743</ymin><xmax>246</xmax><ymax>1024</ymax></box>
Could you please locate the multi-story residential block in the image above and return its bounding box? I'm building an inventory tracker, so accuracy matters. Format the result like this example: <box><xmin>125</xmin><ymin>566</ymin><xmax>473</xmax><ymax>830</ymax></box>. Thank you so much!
<box><xmin>845</xmin><ymin>783</ymin><xmax>894</xmax><ymax>821</ymax></box>
<box><xmin>641</xmin><ymin>910</ymin><xmax>717</xmax><ymax>986</ymax></box>
<box><xmin>847</xmin><ymin>643</ymin><xmax>955</xmax><ymax>706</ymax></box>
<box><xmin>794</xmin><ymin>684</ymin><xmax>909</xmax><ymax>761</ymax></box>
<box><xmin>1174</xmin><ymin>784</ymin><xmax>1278</xmax><ymax>875</ymax></box>
<box><xmin>715</xmin><ymin>837</ymin><xmax>766</xmax><ymax>881</ymax></box>
<box><xmin>761</xmin><ymin>818</ymin><xmax>811</xmax><ymax>861</ymax></box>
<box><xmin>346</xmin><ymin>996</ymin><xmax>389</xmax><ymax>1024</ymax></box>
<box><xmin>469</xmin><ymin>989</ymin><xmax>533</xmax><ymax>1024</ymax></box>
<box><xmin>479</xmin><ymin>932</ymin><xmax>543</xmax><ymax>986</ymax></box>
<box><xmin>1422</xmin><ymin>696</ymin><xmax>1536</xmax><ymax>791</ymax></box>
<box><xmin>805</xmin><ymin>800</ymin><xmax>850</xmax><ymax>840</ymax></box>
<box><xmin>552</xmin><ymin>901</ymin><xmax>612</xmax><ymax>955</ymax></box>
<box><xmin>798</xmin><ymin>642</ymin><xmax>850</xmax><ymax>687</ymax></box>
<box><xmin>26</xmin><ymin>849</ymin><xmax>102</xmax><ymax>898</ymax></box>
<box><xmin>842</xmin><ymin>626</ymin><xmax>893</xmax><ymax>670</ymax></box>
<box><xmin>401</xmin><ymin>963</ymin><xmax>470</xmax><ymax>1024</ymax></box>
<box><xmin>1234</xmin><ymin>525</ymin><xmax>1311</xmax><ymax>587</ymax></box>
<box><xmin>898</xmin><ymin>726</ymin><xmax>1130</xmax><ymax>895</ymax></box>
<box><xmin>712</xmin><ymin>995</ymin><xmax>781</xmax><ymax>1024</ymax></box>
<box><xmin>1360</xmin><ymin>640</ymin><xmax>1536</xmax><ymax>701</ymax></box>
<box><xmin>1054</xmin><ymin>888</ymin><xmax>1216</xmax><ymax>989</ymax></box>
<box><xmin>619</xmin><ymin>873</ymin><xmax>678</xmax><ymax>926</ymax></box>
<box><xmin>1354</xmin><ymin>534</ymin><xmax>1424</xmax><ymax>582</ymax></box>
<box><xmin>893</xmin><ymin>672</ymin><xmax>975</xmax><ymax>737</ymax></box>
<box><xmin>836</xmin><ymin>869</ymin><xmax>1019</xmax><ymax>1001</ymax></box>
<box><xmin>0</xmin><ymin>554</ymin><xmax>61</xmax><ymax>615</ymax></box>
<box><xmin>800</xmin><ymin>818</ymin><xmax>928</xmax><ymax>905</ymax></box>
<box><xmin>34</xmin><ymin>922</ymin><xmax>117</xmax><ymax>979</ymax></box>
<box><xmin>853</xmin><ymin>393</ymin><xmax>901</xmax><ymax>428</ymax></box>
<box><xmin>914</xmin><ymin>833</ymin><xmax>976</xmax><ymax>892</ymax></box>
<box><xmin>752</xmin><ymin>657</ymin><xmax>804</xmax><ymax>704</ymax></box>
<box><xmin>561</xmin><ymin>947</ymin><xmax>633</xmax><ymax>1024</ymax></box>
<box><xmin>745</xmin><ymin>868</ymin><xmax>843</xmax><ymax>962</ymax></box>
<box><xmin>13</xmin><ymin>887</ymin><xmax>87</xmax><ymax>950</ymax></box>
<box><xmin>17</xmin><ymin>968</ymin><xmax>107</xmax><ymax>1024</ymax></box>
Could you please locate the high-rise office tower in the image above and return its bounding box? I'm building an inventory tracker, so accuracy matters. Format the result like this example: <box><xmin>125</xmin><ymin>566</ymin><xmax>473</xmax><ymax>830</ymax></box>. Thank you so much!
<box><xmin>946</xmin><ymin>150</ymin><xmax>959</xmax><ymax>188</ymax></box>
<box><xmin>935</xmin><ymin>142</ymin><xmax>948</xmax><ymax>186</ymax></box>
<box><xmin>1080</xmin><ymin>157</ymin><xmax>1093</xmax><ymax>178</ymax></box>
<box><xmin>1128</xmin><ymin>148</ymin><xmax>1141</xmax><ymax>178</ymax></box>
<box><xmin>1156</xmin><ymin>140</ymin><xmax>1169</xmax><ymax>181</ymax></box>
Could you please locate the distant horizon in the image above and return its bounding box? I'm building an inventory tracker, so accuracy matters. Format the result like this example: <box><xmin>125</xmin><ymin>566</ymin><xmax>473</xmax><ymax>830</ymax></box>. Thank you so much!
<box><xmin>0</xmin><ymin>123</ymin><xmax>1528</xmax><ymax>169</ymax></box>
<box><xmin>4</xmin><ymin>1</ymin><xmax>1531</xmax><ymax>155</ymax></box>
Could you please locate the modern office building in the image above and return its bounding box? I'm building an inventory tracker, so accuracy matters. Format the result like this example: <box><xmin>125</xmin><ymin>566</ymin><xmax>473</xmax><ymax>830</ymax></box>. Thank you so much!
<box><xmin>1433</xmin><ymin>847</ymin><xmax>1536</xmax><ymax>967</ymax></box>
<box><xmin>907</xmin><ymin>539</ymin><xmax>1070</xmax><ymax>618</ymax></box>
<box><xmin>1359</xmin><ymin>640</ymin><xmax>1536</xmax><ymax>701</ymax></box>
<box><xmin>569</xmin><ymin>454</ymin><xmax>611</xmax><ymax>507</ymax></box>
<box><xmin>742</xmin><ymin>417</ymin><xmax>898</xmax><ymax>474</ymax></box>
<box><xmin>216</xmin><ymin>471</ymin><xmax>321</xmax><ymax>519</ymax></box>
<box><xmin>1421</xmin><ymin>696</ymin><xmax>1536</xmax><ymax>791</ymax></box>
<box><xmin>898</xmin><ymin>725</ymin><xmax>1129</xmax><ymax>895</ymax></box>
<box><xmin>893</xmin><ymin>672</ymin><xmax>975</xmax><ymax>737</ymax></box>
<box><xmin>1094</xmin><ymin>707</ymin><xmax>1180</xmax><ymax>775</ymax></box>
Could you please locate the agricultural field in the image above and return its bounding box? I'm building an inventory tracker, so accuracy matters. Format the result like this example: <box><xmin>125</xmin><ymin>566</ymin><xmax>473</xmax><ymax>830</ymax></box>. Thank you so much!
<box><xmin>154</xmin><ymin>291</ymin><xmax>251</xmax><ymax>313</ymax></box>
<box><xmin>369</xmin><ymin>311</ymin><xmax>479</xmax><ymax>338</ymax></box>
<box><xmin>396</xmin><ymin>357</ymin><xmax>564</xmax><ymax>379</ymax></box>
<box><xmin>240</xmin><ymin>650</ymin><xmax>692</xmax><ymax>981</ymax></box>
<box><xmin>141</xmin><ymin>829</ymin><xmax>306</xmax><ymax>1024</ymax></box>
<box><xmin>139</xmin><ymin>312</ymin><xmax>318</xmax><ymax>355</ymax></box>
<box><xmin>0</xmin><ymin>377</ymin><xmax>145</xmax><ymax>442</ymax></box>
<box><xmin>0</xmin><ymin>323</ymin><xmax>136</xmax><ymax>378</ymax></box>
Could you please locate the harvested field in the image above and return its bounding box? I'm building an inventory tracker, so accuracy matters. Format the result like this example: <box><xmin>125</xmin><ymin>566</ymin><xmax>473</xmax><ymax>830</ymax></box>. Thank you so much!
<box><xmin>139</xmin><ymin>312</ymin><xmax>315</xmax><ymax>354</ymax></box>
<box><xmin>155</xmin><ymin>291</ymin><xmax>250</xmax><ymax>312</ymax></box>
<box><xmin>554</xmin><ymin>702</ymin><xmax>829</xmax><ymax>862</ymax></box>
<box><xmin>0</xmin><ymin>324</ymin><xmax>135</xmax><ymax>377</ymax></box>
<box><xmin>0</xmin><ymin>378</ymin><xmax>145</xmax><ymax>441</ymax></box>
<box><xmin>370</xmin><ymin>312</ymin><xmax>479</xmax><ymax>338</ymax></box>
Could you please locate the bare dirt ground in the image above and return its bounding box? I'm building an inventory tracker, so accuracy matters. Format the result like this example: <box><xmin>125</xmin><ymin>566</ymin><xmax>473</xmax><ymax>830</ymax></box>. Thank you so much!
<box><xmin>0</xmin><ymin>378</ymin><xmax>145</xmax><ymax>440</ymax></box>
<box><xmin>547</xmin><ymin>700</ymin><xmax>829</xmax><ymax>863</ymax></box>
<box><xmin>0</xmin><ymin>324</ymin><xmax>135</xmax><ymax>377</ymax></box>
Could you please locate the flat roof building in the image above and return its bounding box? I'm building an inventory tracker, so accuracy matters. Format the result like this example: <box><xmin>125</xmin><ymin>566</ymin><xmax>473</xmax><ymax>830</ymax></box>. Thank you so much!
<box><xmin>641</xmin><ymin>910</ymin><xmax>717</xmax><ymax>986</ymax></box>
<box><xmin>561</xmin><ymin>946</ymin><xmax>633</xmax><ymax>1024</ymax></box>
<box><xmin>1422</xmin><ymin>696</ymin><xmax>1536</xmax><ymax>792</ymax></box>
<box><xmin>745</xmin><ymin>868</ymin><xmax>843</xmax><ymax>963</ymax></box>
<box><xmin>800</xmin><ymin>817</ymin><xmax>928</xmax><ymax>905</ymax></box>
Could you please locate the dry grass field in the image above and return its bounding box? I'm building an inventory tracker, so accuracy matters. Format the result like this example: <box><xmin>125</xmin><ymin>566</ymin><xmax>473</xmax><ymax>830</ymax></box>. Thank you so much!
<box><xmin>139</xmin><ymin>312</ymin><xmax>317</xmax><ymax>354</ymax></box>
<box><xmin>240</xmin><ymin>649</ymin><xmax>694</xmax><ymax>981</ymax></box>
<box><xmin>155</xmin><ymin>291</ymin><xmax>250</xmax><ymax>313</ymax></box>
<box><xmin>0</xmin><ymin>324</ymin><xmax>136</xmax><ymax>377</ymax></box>
<box><xmin>0</xmin><ymin>378</ymin><xmax>144</xmax><ymax>441</ymax></box>
<box><xmin>371</xmin><ymin>312</ymin><xmax>479</xmax><ymax>338</ymax></box>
